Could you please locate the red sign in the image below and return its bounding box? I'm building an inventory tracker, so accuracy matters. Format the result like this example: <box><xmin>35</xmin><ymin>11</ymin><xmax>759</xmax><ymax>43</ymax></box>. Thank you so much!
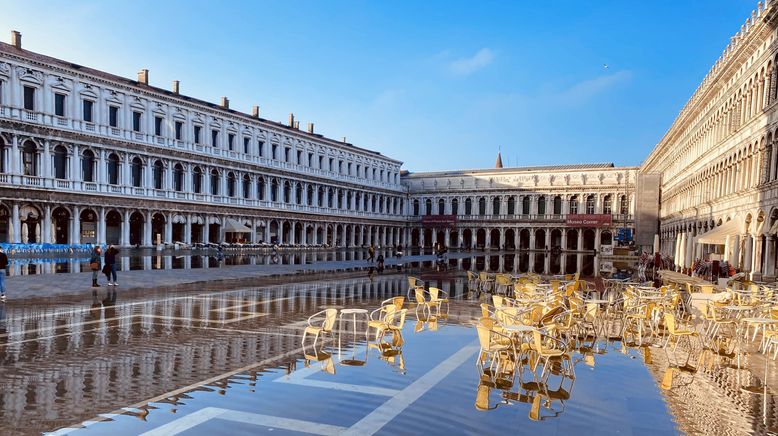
<box><xmin>565</xmin><ymin>214</ymin><xmax>612</xmax><ymax>228</ymax></box>
<box><xmin>421</xmin><ymin>215</ymin><xmax>457</xmax><ymax>228</ymax></box>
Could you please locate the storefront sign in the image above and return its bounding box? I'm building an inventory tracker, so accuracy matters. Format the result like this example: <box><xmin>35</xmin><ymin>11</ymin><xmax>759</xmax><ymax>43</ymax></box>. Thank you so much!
<box><xmin>565</xmin><ymin>214</ymin><xmax>612</xmax><ymax>228</ymax></box>
<box><xmin>421</xmin><ymin>215</ymin><xmax>457</xmax><ymax>228</ymax></box>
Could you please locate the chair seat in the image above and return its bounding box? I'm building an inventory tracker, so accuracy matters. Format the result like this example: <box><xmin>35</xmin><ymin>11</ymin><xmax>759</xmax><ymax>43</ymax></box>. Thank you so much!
<box><xmin>304</xmin><ymin>326</ymin><xmax>323</xmax><ymax>334</ymax></box>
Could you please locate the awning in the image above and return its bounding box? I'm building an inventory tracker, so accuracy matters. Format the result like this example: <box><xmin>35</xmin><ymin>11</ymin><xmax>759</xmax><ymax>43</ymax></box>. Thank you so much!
<box><xmin>224</xmin><ymin>218</ymin><xmax>252</xmax><ymax>233</ymax></box>
<box><xmin>696</xmin><ymin>220</ymin><xmax>739</xmax><ymax>245</ymax></box>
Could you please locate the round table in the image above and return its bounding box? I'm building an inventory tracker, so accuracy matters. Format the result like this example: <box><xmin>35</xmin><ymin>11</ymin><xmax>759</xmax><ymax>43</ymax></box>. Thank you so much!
<box><xmin>741</xmin><ymin>317</ymin><xmax>778</xmax><ymax>342</ymax></box>
<box><xmin>339</xmin><ymin>308</ymin><xmax>369</xmax><ymax>339</ymax></box>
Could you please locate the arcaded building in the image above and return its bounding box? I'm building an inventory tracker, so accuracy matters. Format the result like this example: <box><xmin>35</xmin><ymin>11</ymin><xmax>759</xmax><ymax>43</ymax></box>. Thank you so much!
<box><xmin>403</xmin><ymin>157</ymin><xmax>638</xmax><ymax>256</ymax></box>
<box><xmin>0</xmin><ymin>32</ymin><xmax>407</xmax><ymax>248</ymax></box>
<box><xmin>641</xmin><ymin>0</ymin><xmax>778</xmax><ymax>279</ymax></box>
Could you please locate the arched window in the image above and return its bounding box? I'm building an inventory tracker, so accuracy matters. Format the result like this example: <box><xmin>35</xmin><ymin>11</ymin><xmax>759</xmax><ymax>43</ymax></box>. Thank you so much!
<box><xmin>271</xmin><ymin>179</ymin><xmax>278</xmax><ymax>202</ymax></box>
<box><xmin>210</xmin><ymin>169</ymin><xmax>220</xmax><ymax>195</ymax></box>
<box><xmin>569</xmin><ymin>195</ymin><xmax>579</xmax><ymax>214</ymax></box>
<box><xmin>227</xmin><ymin>172</ymin><xmax>236</xmax><ymax>197</ymax></box>
<box><xmin>465</xmin><ymin>198</ymin><xmax>472</xmax><ymax>215</ymax></box>
<box><xmin>413</xmin><ymin>199</ymin><xmax>420</xmax><ymax>215</ymax></box>
<box><xmin>620</xmin><ymin>195</ymin><xmax>628</xmax><ymax>215</ymax></box>
<box><xmin>586</xmin><ymin>194</ymin><xmax>595</xmax><ymax>214</ymax></box>
<box><xmin>82</xmin><ymin>150</ymin><xmax>95</xmax><ymax>182</ymax></box>
<box><xmin>22</xmin><ymin>140</ymin><xmax>38</xmax><ymax>176</ymax></box>
<box><xmin>492</xmin><ymin>197</ymin><xmax>500</xmax><ymax>215</ymax></box>
<box><xmin>295</xmin><ymin>183</ymin><xmax>303</xmax><ymax>204</ymax></box>
<box><xmin>553</xmin><ymin>196</ymin><xmax>562</xmax><ymax>215</ymax></box>
<box><xmin>192</xmin><ymin>166</ymin><xmax>202</xmax><ymax>193</ymax></box>
<box><xmin>153</xmin><ymin>160</ymin><xmax>164</xmax><ymax>189</ymax></box>
<box><xmin>603</xmin><ymin>195</ymin><xmax>612</xmax><ymax>214</ymax></box>
<box><xmin>173</xmin><ymin>163</ymin><xmax>184</xmax><ymax>192</ymax></box>
<box><xmin>107</xmin><ymin>153</ymin><xmax>120</xmax><ymax>185</ymax></box>
<box><xmin>452</xmin><ymin>198</ymin><xmax>459</xmax><ymax>215</ymax></box>
<box><xmin>327</xmin><ymin>188</ymin><xmax>334</xmax><ymax>208</ymax></box>
<box><xmin>283</xmin><ymin>181</ymin><xmax>291</xmax><ymax>203</ymax></box>
<box><xmin>131</xmin><ymin>157</ymin><xmax>142</xmax><ymax>187</ymax></box>
<box><xmin>307</xmin><ymin>185</ymin><xmax>314</xmax><ymax>205</ymax></box>
<box><xmin>478</xmin><ymin>197</ymin><xmax>486</xmax><ymax>215</ymax></box>
<box><xmin>317</xmin><ymin>187</ymin><xmax>324</xmax><ymax>207</ymax></box>
<box><xmin>507</xmin><ymin>197</ymin><xmax>515</xmax><ymax>215</ymax></box>
<box><xmin>438</xmin><ymin>199</ymin><xmax>445</xmax><ymax>215</ymax></box>
<box><xmin>243</xmin><ymin>174</ymin><xmax>251</xmax><ymax>199</ymax></box>
<box><xmin>53</xmin><ymin>145</ymin><xmax>67</xmax><ymax>179</ymax></box>
<box><xmin>537</xmin><ymin>196</ymin><xmax>546</xmax><ymax>215</ymax></box>
<box><xmin>522</xmin><ymin>197</ymin><xmax>530</xmax><ymax>215</ymax></box>
<box><xmin>0</xmin><ymin>137</ymin><xmax>6</xmax><ymax>173</ymax></box>
<box><xmin>257</xmin><ymin>177</ymin><xmax>265</xmax><ymax>200</ymax></box>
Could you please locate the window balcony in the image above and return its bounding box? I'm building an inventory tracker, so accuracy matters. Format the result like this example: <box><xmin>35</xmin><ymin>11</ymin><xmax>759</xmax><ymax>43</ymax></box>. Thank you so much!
<box><xmin>55</xmin><ymin>179</ymin><xmax>71</xmax><ymax>189</ymax></box>
<box><xmin>84</xmin><ymin>122</ymin><xmax>96</xmax><ymax>132</ymax></box>
<box><xmin>23</xmin><ymin>110</ymin><xmax>39</xmax><ymax>122</ymax></box>
<box><xmin>55</xmin><ymin>116</ymin><xmax>69</xmax><ymax>127</ymax></box>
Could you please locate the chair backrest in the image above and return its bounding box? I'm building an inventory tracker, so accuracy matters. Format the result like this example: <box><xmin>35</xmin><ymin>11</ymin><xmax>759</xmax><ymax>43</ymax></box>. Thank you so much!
<box><xmin>475</xmin><ymin>324</ymin><xmax>493</xmax><ymax>349</ymax></box>
<box><xmin>394</xmin><ymin>309</ymin><xmax>408</xmax><ymax>329</ymax></box>
<box><xmin>493</xmin><ymin>295</ymin><xmax>504</xmax><ymax>308</ymax></box>
<box><xmin>539</xmin><ymin>306</ymin><xmax>564</xmax><ymax>325</ymax></box>
<box><xmin>414</xmin><ymin>288</ymin><xmax>427</xmax><ymax>304</ymax></box>
<box><xmin>323</xmin><ymin>308</ymin><xmax>338</xmax><ymax>331</ymax></box>
<box><xmin>479</xmin><ymin>271</ymin><xmax>488</xmax><ymax>281</ymax></box>
<box><xmin>467</xmin><ymin>271</ymin><xmax>477</xmax><ymax>280</ymax></box>
<box><xmin>383</xmin><ymin>305</ymin><xmax>398</xmax><ymax>323</ymax></box>
<box><xmin>480</xmin><ymin>303</ymin><xmax>493</xmax><ymax>319</ymax></box>
<box><xmin>479</xmin><ymin>316</ymin><xmax>495</xmax><ymax>330</ymax></box>
<box><xmin>429</xmin><ymin>287</ymin><xmax>442</xmax><ymax>302</ymax></box>
<box><xmin>475</xmin><ymin>384</ymin><xmax>492</xmax><ymax>411</ymax></box>
<box><xmin>664</xmin><ymin>312</ymin><xmax>677</xmax><ymax>335</ymax></box>
<box><xmin>392</xmin><ymin>296</ymin><xmax>405</xmax><ymax>311</ymax></box>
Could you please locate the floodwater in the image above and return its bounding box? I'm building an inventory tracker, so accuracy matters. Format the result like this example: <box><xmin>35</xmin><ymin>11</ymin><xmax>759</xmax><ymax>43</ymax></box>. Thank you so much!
<box><xmin>0</xmin><ymin>265</ymin><xmax>772</xmax><ymax>435</ymax></box>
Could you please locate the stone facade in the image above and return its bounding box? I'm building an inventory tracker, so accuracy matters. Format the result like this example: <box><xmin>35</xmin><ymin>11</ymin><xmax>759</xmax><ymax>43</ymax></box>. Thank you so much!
<box><xmin>642</xmin><ymin>0</ymin><xmax>778</xmax><ymax>279</ymax></box>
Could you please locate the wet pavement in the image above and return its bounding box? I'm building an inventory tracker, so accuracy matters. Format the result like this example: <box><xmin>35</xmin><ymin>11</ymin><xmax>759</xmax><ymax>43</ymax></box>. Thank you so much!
<box><xmin>0</xmin><ymin>254</ymin><xmax>775</xmax><ymax>435</ymax></box>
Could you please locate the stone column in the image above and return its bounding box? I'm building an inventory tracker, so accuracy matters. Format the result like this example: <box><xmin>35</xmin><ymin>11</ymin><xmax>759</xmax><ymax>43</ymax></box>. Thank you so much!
<box><xmin>43</xmin><ymin>205</ymin><xmax>51</xmax><ymax>244</ymax></box>
<box><xmin>122</xmin><ymin>210</ymin><xmax>130</xmax><ymax>246</ymax></box>
<box><xmin>576</xmin><ymin>253</ymin><xmax>583</xmax><ymax>273</ymax></box>
<box><xmin>185</xmin><ymin>215</ymin><xmax>192</xmax><ymax>245</ymax></box>
<box><xmin>498</xmin><ymin>228</ymin><xmax>505</xmax><ymax>250</ymax></box>
<box><xmin>545</xmin><ymin>229</ymin><xmax>551</xmax><ymax>251</ymax></box>
<box><xmin>97</xmin><ymin>207</ymin><xmax>106</xmax><ymax>244</ymax></box>
<box><xmin>72</xmin><ymin>206</ymin><xmax>81</xmax><ymax>244</ymax></box>
<box><xmin>753</xmin><ymin>235</ymin><xmax>764</xmax><ymax>275</ymax></box>
<box><xmin>743</xmin><ymin>234</ymin><xmax>754</xmax><ymax>272</ymax></box>
<box><xmin>164</xmin><ymin>215</ymin><xmax>172</xmax><ymax>243</ymax></box>
<box><xmin>561</xmin><ymin>229</ymin><xmax>567</xmax><ymax>251</ymax></box>
<box><xmin>529</xmin><ymin>230</ymin><xmax>536</xmax><ymax>250</ymax></box>
<box><xmin>144</xmin><ymin>211</ymin><xmax>153</xmax><ymax>246</ymax></box>
<box><xmin>764</xmin><ymin>236</ymin><xmax>775</xmax><ymax>277</ymax></box>
<box><xmin>577</xmin><ymin>229</ymin><xmax>584</xmax><ymax>251</ymax></box>
<box><xmin>594</xmin><ymin>228</ymin><xmax>601</xmax><ymax>252</ymax></box>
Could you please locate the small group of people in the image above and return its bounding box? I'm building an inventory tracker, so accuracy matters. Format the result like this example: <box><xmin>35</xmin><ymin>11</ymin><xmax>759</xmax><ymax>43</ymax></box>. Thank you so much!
<box><xmin>89</xmin><ymin>245</ymin><xmax>120</xmax><ymax>287</ymax></box>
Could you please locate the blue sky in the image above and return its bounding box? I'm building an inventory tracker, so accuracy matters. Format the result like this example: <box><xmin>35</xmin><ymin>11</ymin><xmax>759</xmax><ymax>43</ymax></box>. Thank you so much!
<box><xmin>1</xmin><ymin>0</ymin><xmax>759</xmax><ymax>171</ymax></box>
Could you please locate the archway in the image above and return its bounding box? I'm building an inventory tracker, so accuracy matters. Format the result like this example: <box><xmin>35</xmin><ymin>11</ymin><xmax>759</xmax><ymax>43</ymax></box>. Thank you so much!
<box><xmin>208</xmin><ymin>218</ymin><xmax>221</xmax><ymax>244</ymax></box>
<box><xmin>0</xmin><ymin>205</ymin><xmax>8</xmax><ymax>243</ymax></box>
<box><xmin>294</xmin><ymin>222</ymin><xmax>303</xmax><ymax>245</ymax></box>
<box><xmin>489</xmin><ymin>229</ymin><xmax>500</xmax><ymax>248</ymax></box>
<box><xmin>282</xmin><ymin>221</ymin><xmax>291</xmax><ymax>244</ymax></box>
<box><xmin>411</xmin><ymin>229</ymin><xmax>420</xmax><ymax>247</ymax></box>
<box><xmin>52</xmin><ymin>206</ymin><xmax>70</xmax><ymax>244</ymax></box>
<box><xmin>462</xmin><ymin>229</ymin><xmax>473</xmax><ymax>248</ymax></box>
<box><xmin>535</xmin><ymin>229</ymin><xmax>546</xmax><ymax>250</ymax></box>
<box><xmin>172</xmin><ymin>215</ymin><xmax>185</xmax><ymax>242</ymax></box>
<box><xmin>19</xmin><ymin>204</ymin><xmax>40</xmax><ymax>243</ymax></box>
<box><xmin>105</xmin><ymin>210</ymin><xmax>122</xmax><ymax>245</ymax></box>
<box><xmin>269</xmin><ymin>220</ymin><xmax>279</xmax><ymax>244</ymax></box>
<box><xmin>152</xmin><ymin>213</ymin><xmax>166</xmax><ymax>244</ymax></box>
<box><xmin>519</xmin><ymin>229</ymin><xmax>530</xmax><ymax>250</ymax></box>
<box><xmin>567</xmin><ymin>229</ymin><xmax>579</xmax><ymax>250</ymax></box>
<box><xmin>316</xmin><ymin>226</ymin><xmax>324</xmax><ymax>245</ymax></box>
<box><xmin>423</xmin><ymin>228</ymin><xmax>433</xmax><ymax>247</ymax></box>
<box><xmin>583</xmin><ymin>229</ymin><xmax>596</xmax><ymax>250</ymax></box>
<box><xmin>436</xmin><ymin>230</ymin><xmax>445</xmax><ymax>246</ymax></box>
<box><xmin>601</xmin><ymin>230</ymin><xmax>612</xmax><ymax>246</ymax></box>
<box><xmin>129</xmin><ymin>212</ymin><xmax>144</xmax><ymax>246</ymax></box>
<box><xmin>449</xmin><ymin>230</ymin><xmax>459</xmax><ymax>247</ymax></box>
<box><xmin>191</xmin><ymin>216</ymin><xmax>204</xmax><ymax>243</ymax></box>
<box><xmin>476</xmin><ymin>229</ymin><xmax>486</xmax><ymax>249</ymax></box>
<box><xmin>550</xmin><ymin>229</ymin><xmax>562</xmax><ymax>250</ymax></box>
<box><xmin>80</xmin><ymin>209</ymin><xmax>97</xmax><ymax>244</ymax></box>
<box><xmin>504</xmin><ymin>229</ymin><xmax>515</xmax><ymax>250</ymax></box>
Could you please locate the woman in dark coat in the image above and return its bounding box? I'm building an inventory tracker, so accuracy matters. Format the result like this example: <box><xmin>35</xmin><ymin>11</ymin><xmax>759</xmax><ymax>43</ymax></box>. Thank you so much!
<box><xmin>104</xmin><ymin>245</ymin><xmax>119</xmax><ymax>286</ymax></box>
<box><xmin>89</xmin><ymin>246</ymin><xmax>102</xmax><ymax>287</ymax></box>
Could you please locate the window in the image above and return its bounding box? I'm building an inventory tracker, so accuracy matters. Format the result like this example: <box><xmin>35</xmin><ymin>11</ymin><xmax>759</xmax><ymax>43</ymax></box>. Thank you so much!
<box><xmin>175</xmin><ymin>121</ymin><xmax>183</xmax><ymax>140</ymax></box>
<box><xmin>338</xmin><ymin>161</ymin><xmax>343</xmax><ymax>174</ymax></box>
<box><xmin>465</xmin><ymin>198</ymin><xmax>472</xmax><ymax>215</ymax></box>
<box><xmin>271</xmin><ymin>179</ymin><xmax>278</xmax><ymax>202</ymax></box>
<box><xmin>153</xmin><ymin>160</ymin><xmax>163</xmax><ymax>189</ymax></box>
<box><xmin>53</xmin><ymin>145</ymin><xmax>67</xmax><ymax>179</ymax></box>
<box><xmin>308</xmin><ymin>153</ymin><xmax>313</xmax><ymax>167</ymax></box>
<box><xmin>83</xmin><ymin>100</ymin><xmax>94</xmax><ymax>122</ymax></box>
<box><xmin>131</xmin><ymin>157</ymin><xmax>142</xmax><ymax>187</ymax></box>
<box><xmin>318</xmin><ymin>155</ymin><xmax>323</xmax><ymax>168</ymax></box>
<box><xmin>507</xmin><ymin>197</ymin><xmax>515</xmax><ymax>215</ymax></box>
<box><xmin>211</xmin><ymin>130</ymin><xmax>219</xmax><ymax>147</ymax></box>
<box><xmin>23</xmin><ymin>86</ymin><xmax>35</xmax><ymax>111</ymax></box>
<box><xmin>348</xmin><ymin>162</ymin><xmax>352</xmax><ymax>175</ymax></box>
<box><xmin>329</xmin><ymin>158</ymin><xmax>334</xmax><ymax>171</ymax></box>
<box><xmin>109</xmin><ymin>106</ymin><xmax>119</xmax><ymax>127</ymax></box>
<box><xmin>173</xmin><ymin>164</ymin><xmax>184</xmax><ymax>191</ymax></box>
<box><xmin>132</xmin><ymin>111</ymin><xmax>142</xmax><ymax>132</ymax></box>
<box><xmin>54</xmin><ymin>93</ymin><xmax>66</xmax><ymax>117</ymax></box>
<box><xmin>228</xmin><ymin>133</ymin><xmax>235</xmax><ymax>151</ymax></box>
<box><xmin>243</xmin><ymin>175</ymin><xmax>251</xmax><ymax>199</ymax></box>
<box><xmin>297</xmin><ymin>150</ymin><xmax>302</xmax><ymax>164</ymax></box>
<box><xmin>192</xmin><ymin>167</ymin><xmax>202</xmax><ymax>193</ymax></box>
<box><xmin>478</xmin><ymin>198</ymin><xmax>486</xmax><ymax>215</ymax></box>
<box><xmin>452</xmin><ymin>198</ymin><xmax>459</xmax><ymax>215</ymax></box>
<box><xmin>194</xmin><ymin>126</ymin><xmax>202</xmax><ymax>144</ymax></box>
<box><xmin>210</xmin><ymin>169</ymin><xmax>220</xmax><ymax>195</ymax></box>
<box><xmin>243</xmin><ymin>137</ymin><xmax>250</xmax><ymax>154</ymax></box>
<box><xmin>586</xmin><ymin>195</ymin><xmax>595</xmax><ymax>214</ymax></box>
<box><xmin>258</xmin><ymin>178</ymin><xmax>265</xmax><ymax>200</ymax></box>
<box><xmin>553</xmin><ymin>196</ymin><xmax>562</xmax><ymax>215</ymax></box>
<box><xmin>295</xmin><ymin>183</ymin><xmax>302</xmax><ymax>204</ymax></box>
<box><xmin>570</xmin><ymin>196</ymin><xmax>579</xmax><ymax>214</ymax></box>
<box><xmin>284</xmin><ymin>148</ymin><xmax>290</xmax><ymax>162</ymax></box>
<box><xmin>272</xmin><ymin>144</ymin><xmax>278</xmax><ymax>160</ymax></box>
<box><xmin>82</xmin><ymin>150</ymin><xmax>95</xmax><ymax>182</ymax></box>
<box><xmin>603</xmin><ymin>195</ymin><xmax>612</xmax><ymax>214</ymax></box>
<box><xmin>155</xmin><ymin>116</ymin><xmax>163</xmax><ymax>136</ymax></box>
<box><xmin>227</xmin><ymin>172</ymin><xmax>236</xmax><ymax>197</ymax></box>
<box><xmin>538</xmin><ymin>196</ymin><xmax>546</xmax><ymax>215</ymax></box>
<box><xmin>620</xmin><ymin>196</ymin><xmax>628</xmax><ymax>215</ymax></box>
<box><xmin>413</xmin><ymin>200</ymin><xmax>420</xmax><ymax>215</ymax></box>
<box><xmin>522</xmin><ymin>197</ymin><xmax>530</xmax><ymax>215</ymax></box>
<box><xmin>257</xmin><ymin>140</ymin><xmax>264</xmax><ymax>157</ymax></box>
<box><xmin>22</xmin><ymin>141</ymin><xmax>37</xmax><ymax>176</ymax></box>
<box><xmin>283</xmin><ymin>182</ymin><xmax>291</xmax><ymax>203</ymax></box>
<box><xmin>107</xmin><ymin>153</ymin><xmax>119</xmax><ymax>185</ymax></box>
<box><xmin>438</xmin><ymin>199</ymin><xmax>445</xmax><ymax>215</ymax></box>
<box><xmin>492</xmin><ymin>197</ymin><xmax>500</xmax><ymax>215</ymax></box>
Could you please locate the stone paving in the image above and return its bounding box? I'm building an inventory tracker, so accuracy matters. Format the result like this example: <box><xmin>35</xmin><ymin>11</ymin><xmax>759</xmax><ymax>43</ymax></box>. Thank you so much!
<box><xmin>2</xmin><ymin>251</ymin><xmax>478</xmax><ymax>300</ymax></box>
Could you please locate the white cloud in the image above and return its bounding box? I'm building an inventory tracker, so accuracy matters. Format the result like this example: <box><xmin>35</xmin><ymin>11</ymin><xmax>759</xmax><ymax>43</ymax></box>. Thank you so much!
<box><xmin>448</xmin><ymin>48</ymin><xmax>495</xmax><ymax>76</ymax></box>
<box><xmin>559</xmin><ymin>70</ymin><xmax>632</xmax><ymax>104</ymax></box>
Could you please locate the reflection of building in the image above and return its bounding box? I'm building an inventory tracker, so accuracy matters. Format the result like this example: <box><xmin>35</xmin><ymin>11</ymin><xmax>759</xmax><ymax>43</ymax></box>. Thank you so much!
<box><xmin>641</xmin><ymin>2</ymin><xmax>778</xmax><ymax>279</ymax></box>
<box><xmin>0</xmin><ymin>33</ymin><xmax>405</xmax><ymax>247</ymax></box>
<box><xmin>402</xmin><ymin>160</ymin><xmax>637</xmax><ymax>258</ymax></box>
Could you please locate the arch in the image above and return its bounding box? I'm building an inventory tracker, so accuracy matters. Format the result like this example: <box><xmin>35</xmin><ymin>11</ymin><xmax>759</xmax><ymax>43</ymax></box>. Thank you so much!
<box><xmin>242</xmin><ymin>174</ymin><xmax>251</xmax><ymax>199</ymax></box>
<box><xmin>465</xmin><ymin>198</ymin><xmax>473</xmax><ymax>215</ymax></box>
<box><xmin>152</xmin><ymin>213</ymin><xmax>166</xmax><ymax>244</ymax></box>
<box><xmin>105</xmin><ymin>210</ymin><xmax>122</xmax><ymax>245</ymax></box>
<box><xmin>131</xmin><ymin>156</ymin><xmax>143</xmax><ymax>187</ymax></box>
<box><xmin>53</xmin><ymin>144</ymin><xmax>68</xmax><ymax>179</ymax></box>
<box><xmin>129</xmin><ymin>211</ymin><xmax>145</xmax><ymax>246</ymax></box>
<box><xmin>80</xmin><ymin>208</ymin><xmax>98</xmax><ymax>244</ymax></box>
<box><xmin>107</xmin><ymin>153</ymin><xmax>120</xmax><ymax>185</ymax></box>
<box><xmin>227</xmin><ymin>171</ymin><xmax>237</xmax><ymax>197</ymax></box>
<box><xmin>21</xmin><ymin>139</ymin><xmax>39</xmax><ymax>176</ymax></box>
<box><xmin>537</xmin><ymin>196</ymin><xmax>546</xmax><ymax>215</ymax></box>
<box><xmin>173</xmin><ymin>163</ymin><xmax>185</xmax><ymax>192</ymax></box>
<box><xmin>210</xmin><ymin>169</ymin><xmax>220</xmax><ymax>195</ymax></box>
<box><xmin>51</xmin><ymin>206</ymin><xmax>70</xmax><ymax>244</ymax></box>
<box><xmin>153</xmin><ymin>159</ymin><xmax>164</xmax><ymax>190</ymax></box>
<box><xmin>82</xmin><ymin>149</ymin><xmax>96</xmax><ymax>182</ymax></box>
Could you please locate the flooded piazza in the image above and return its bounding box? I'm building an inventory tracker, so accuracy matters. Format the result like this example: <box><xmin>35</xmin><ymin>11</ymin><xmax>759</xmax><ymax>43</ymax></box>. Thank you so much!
<box><xmin>0</xmin><ymin>252</ymin><xmax>772</xmax><ymax>435</ymax></box>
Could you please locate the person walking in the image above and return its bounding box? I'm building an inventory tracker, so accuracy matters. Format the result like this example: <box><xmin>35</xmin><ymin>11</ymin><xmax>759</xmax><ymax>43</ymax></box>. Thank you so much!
<box><xmin>104</xmin><ymin>245</ymin><xmax>119</xmax><ymax>286</ymax></box>
<box><xmin>0</xmin><ymin>247</ymin><xmax>7</xmax><ymax>302</ymax></box>
<box><xmin>89</xmin><ymin>245</ymin><xmax>102</xmax><ymax>287</ymax></box>
<box><xmin>367</xmin><ymin>244</ymin><xmax>375</xmax><ymax>263</ymax></box>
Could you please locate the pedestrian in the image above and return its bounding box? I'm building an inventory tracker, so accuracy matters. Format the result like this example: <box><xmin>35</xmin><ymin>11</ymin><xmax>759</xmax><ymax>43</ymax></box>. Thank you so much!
<box><xmin>395</xmin><ymin>244</ymin><xmax>403</xmax><ymax>259</ymax></box>
<box><xmin>367</xmin><ymin>244</ymin><xmax>375</xmax><ymax>263</ymax></box>
<box><xmin>103</xmin><ymin>244</ymin><xmax>119</xmax><ymax>286</ymax></box>
<box><xmin>89</xmin><ymin>245</ymin><xmax>102</xmax><ymax>288</ymax></box>
<box><xmin>0</xmin><ymin>246</ymin><xmax>7</xmax><ymax>302</ymax></box>
<box><xmin>377</xmin><ymin>254</ymin><xmax>385</xmax><ymax>272</ymax></box>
